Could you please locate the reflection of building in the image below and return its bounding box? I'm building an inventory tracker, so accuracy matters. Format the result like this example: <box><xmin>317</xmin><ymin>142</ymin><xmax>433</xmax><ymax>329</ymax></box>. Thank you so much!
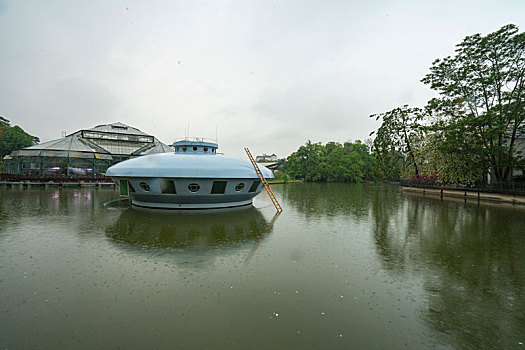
<box><xmin>106</xmin><ymin>207</ymin><xmax>270</xmax><ymax>249</ymax></box>
<box><xmin>3</xmin><ymin>122</ymin><xmax>172</xmax><ymax>176</ymax></box>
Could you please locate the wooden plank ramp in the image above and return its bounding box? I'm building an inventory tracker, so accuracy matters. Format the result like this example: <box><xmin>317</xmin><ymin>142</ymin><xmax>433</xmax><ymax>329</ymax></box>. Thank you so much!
<box><xmin>244</xmin><ymin>148</ymin><xmax>283</xmax><ymax>213</ymax></box>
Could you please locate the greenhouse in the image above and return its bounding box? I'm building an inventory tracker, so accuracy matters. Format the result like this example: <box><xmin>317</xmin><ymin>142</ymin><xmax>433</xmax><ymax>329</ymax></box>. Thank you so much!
<box><xmin>70</xmin><ymin>122</ymin><xmax>169</xmax><ymax>162</ymax></box>
<box><xmin>4</xmin><ymin>135</ymin><xmax>113</xmax><ymax>176</ymax></box>
<box><xmin>3</xmin><ymin>122</ymin><xmax>173</xmax><ymax>177</ymax></box>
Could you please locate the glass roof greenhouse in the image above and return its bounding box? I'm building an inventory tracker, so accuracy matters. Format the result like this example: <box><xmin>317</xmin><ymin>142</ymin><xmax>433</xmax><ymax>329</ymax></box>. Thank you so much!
<box><xmin>3</xmin><ymin>122</ymin><xmax>173</xmax><ymax>177</ymax></box>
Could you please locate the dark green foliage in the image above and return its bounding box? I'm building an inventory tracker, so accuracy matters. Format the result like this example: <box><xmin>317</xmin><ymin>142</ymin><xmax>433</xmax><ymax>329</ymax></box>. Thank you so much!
<box><xmin>0</xmin><ymin>117</ymin><xmax>40</xmax><ymax>158</ymax></box>
<box><xmin>283</xmin><ymin>140</ymin><xmax>375</xmax><ymax>183</ymax></box>
<box><xmin>370</xmin><ymin>105</ymin><xmax>423</xmax><ymax>180</ymax></box>
<box><xmin>272</xmin><ymin>172</ymin><xmax>291</xmax><ymax>183</ymax></box>
<box><xmin>372</xmin><ymin>24</ymin><xmax>525</xmax><ymax>183</ymax></box>
<box><xmin>421</xmin><ymin>24</ymin><xmax>525</xmax><ymax>182</ymax></box>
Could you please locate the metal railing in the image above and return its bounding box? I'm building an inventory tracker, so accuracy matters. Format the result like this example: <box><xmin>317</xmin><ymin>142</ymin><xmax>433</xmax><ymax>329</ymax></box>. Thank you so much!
<box><xmin>172</xmin><ymin>137</ymin><xmax>218</xmax><ymax>144</ymax></box>
<box><xmin>0</xmin><ymin>173</ymin><xmax>111</xmax><ymax>183</ymax></box>
<box><xmin>400</xmin><ymin>178</ymin><xmax>525</xmax><ymax>196</ymax></box>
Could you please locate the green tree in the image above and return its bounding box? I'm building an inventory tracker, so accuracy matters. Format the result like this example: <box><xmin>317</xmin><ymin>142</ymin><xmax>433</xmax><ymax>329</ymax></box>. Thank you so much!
<box><xmin>418</xmin><ymin>99</ymin><xmax>489</xmax><ymax>183</ymax></box>
<box><xmin>0</xmin><ymin>116</ymin><xmax>40</xmax><ymax>158</ymax></box>
<box><xmin>284</xmin><ymin>141</ymin><xmax>325</xmax><ymax>182</ymax></box>
<box><xmin>421</xmin><ymin>24</ymin><xmax>525</xmax><ymax>182</ymax></box>
<box><xmin>370</xmin><ymin>105</ymin><xmax>423</xmax><ymax>179</ymax></box>
<box><xmin>284</xmin><ymin>140</ymin><xmax>374</xmax><ymax>183</ymax></box>
<box><xmin>344</xmin><ymin>140</ymin><xmax>376</xmax><ymax>181</ymax></box>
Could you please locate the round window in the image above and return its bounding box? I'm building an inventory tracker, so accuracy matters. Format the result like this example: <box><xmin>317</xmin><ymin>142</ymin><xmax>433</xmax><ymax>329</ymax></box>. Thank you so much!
<box><xmin>204</xmin><ymin>147</ymin><xmax>208</xmax><ymax>152</ymax></box>
<box><xmin>188</xmin><ymin>183</ymin><xmax>200</xmax><ymax>193</ymax></box>
<box><xmin>235</xmin><ymin>183</ymin><xmax>245</xmax><ymax>192</ymax></box>
<box><xmin>182</xmin><ymin>146</ymin><xmax>187</xmax><ymax>152</ymax></box>
<box><xmin>193</xmin><ymin>146</ymin><xmax>198</xmax><ymax>151</ymax></box>
<box><xmin>139</xmin><ymin>182</ymin><xmax>150</xmax><ymax>192</ymax></box>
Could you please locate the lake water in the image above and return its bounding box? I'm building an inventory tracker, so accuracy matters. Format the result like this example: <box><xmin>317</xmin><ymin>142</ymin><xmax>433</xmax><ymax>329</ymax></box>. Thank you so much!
<box><xmin>0</xmin><ymin>184</ymin><xmax>524</xmax><ymax>349</ymax></box>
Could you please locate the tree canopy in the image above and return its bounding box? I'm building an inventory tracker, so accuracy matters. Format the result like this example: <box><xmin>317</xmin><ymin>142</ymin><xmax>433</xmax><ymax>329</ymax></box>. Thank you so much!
<box><xmin>0</xmin><ymin>117</ymin><xmax>40</xmax><ymax>159</ymax></box>
<box><xmin>370</xmin><ymin>105</ymin><xmax>423</xmax><ymax>180</ymax></box>
<box><xmin>372</xmin><ymin>24</ymin><xmax>525</xmax><ymax>183</ymax></box>
<box><xmin>283</xmin><ymin>140</ymin><xmax>375</xmax><ymax>182</ymax></box>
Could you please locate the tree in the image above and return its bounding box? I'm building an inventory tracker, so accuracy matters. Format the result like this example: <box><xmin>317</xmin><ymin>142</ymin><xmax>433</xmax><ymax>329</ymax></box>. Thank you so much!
<box><xmin>421</xmin><ymin>24</ymin><xmax>525</xmax><ymax>182</ymax></box>
<box><xmin>370</xmin><ymin>105</ymin><xmax>423</xmax><ymax>179</ymax></box>
<box><xmin>284</xmin><ymin>140</ymin><xmax>325</xmax><ymax>182</ymax></box>
<box><xmin>0</xmin><ymin>116</ymin><xmax>40</xmax><ymax>158</ymax></box>
<box><xmin>283</xmin><ymin>140</ymin><xmax>374</xmax><ymax>182</ymax></box>
<box><xmin>412</xmin><ymin>129</ymin><xmax>486</xmax><ymax>184</ymax></box>
<box><xmin>343</xmin><ymin>140</ymin><xmax>375</xmax><ymax>181</ymax></box>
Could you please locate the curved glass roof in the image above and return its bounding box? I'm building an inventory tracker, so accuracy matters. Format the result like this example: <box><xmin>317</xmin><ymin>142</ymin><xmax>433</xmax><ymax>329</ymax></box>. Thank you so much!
<box><xmin>12</xmin><ymin>135</ymin><xmax>113</xmax><ymax>159</ymax></box>
<box><xmin>83</xmin><ymin>122</ymin><xmax>150</xmax><ymax>136</ymax></box>
<box><xmin>132</xmin><ymin>139</ymin><xmax>174</xmax><ymax>156</ymax></box>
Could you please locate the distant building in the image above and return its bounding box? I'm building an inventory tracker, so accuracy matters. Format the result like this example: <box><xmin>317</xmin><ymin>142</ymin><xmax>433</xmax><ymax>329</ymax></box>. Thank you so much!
<box><xmin>255</xmin><ymin>153</ymin><xmax>282</xmax><ymax>171</ymax></box>
<box><xmin>3</xmin><ymin>122</ymin><xmax>172</xmax><ymax>177</ymax></box>
<box><xmin>256</xmin><ymin>153</ymin><xmax>278</xmax><ymax>162</ymax></box>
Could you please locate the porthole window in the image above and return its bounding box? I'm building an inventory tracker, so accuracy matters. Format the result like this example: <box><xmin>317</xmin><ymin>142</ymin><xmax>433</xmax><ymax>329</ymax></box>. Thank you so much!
<box><xmin>193</xmin><ymin>146</ymin><xmax>198</xmax><ymax>151</ymax></box>
<box><xmin>182</xmin><ymin>146</ymin><xmax>187</xmax><ymax>152</ymax></box>
<box><xmin>139</xmin><ymin>182</ymin><xmax>150</xmax><ymax>192</ymax></box>
<box><xmin>235</xmin><ymin>183</ymin><xmax>245</xmax><ymax>192</ymax></box>
<box><xmin>188</xmin><ymin>183</ymin><xmax>200</xmax><ymax>193</ymax></box>
<box><xmin>204</xmin><ymin>147</ymin><xmax>208</xmax><ymax>152</ymax></box>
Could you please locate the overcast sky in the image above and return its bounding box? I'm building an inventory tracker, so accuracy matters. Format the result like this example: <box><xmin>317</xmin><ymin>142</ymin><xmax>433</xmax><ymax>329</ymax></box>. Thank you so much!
<box><xmin>1</xmin><ymin>0</ymin><xmax>524</xmax><ymax>158</ymax></box>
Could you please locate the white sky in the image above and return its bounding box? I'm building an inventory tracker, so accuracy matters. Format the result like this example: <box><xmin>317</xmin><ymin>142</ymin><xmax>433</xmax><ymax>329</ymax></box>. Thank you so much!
<box><xmin>1</xmin><ymin>0</ymin><xmax>524</xmax><ymax>158</ymax></box>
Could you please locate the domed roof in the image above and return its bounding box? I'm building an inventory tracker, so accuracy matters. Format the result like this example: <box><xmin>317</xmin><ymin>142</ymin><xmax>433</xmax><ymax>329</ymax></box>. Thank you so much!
<box><xmin>85</xmin><ymin>122</ymin><xmax>150</xmax><ymax>136</ymax></box>
<box><xmin>106</xmin><ymin>152</ymin><xmax>274</xmax><ymax>179</ymax></box>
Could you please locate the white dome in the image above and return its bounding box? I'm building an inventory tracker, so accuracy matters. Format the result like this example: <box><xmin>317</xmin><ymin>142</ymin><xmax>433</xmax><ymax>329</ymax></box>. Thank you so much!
<box><xmin>106</xmin><ymin>152</ymin><xmax>274</xmax><ymax>179</ymax></box>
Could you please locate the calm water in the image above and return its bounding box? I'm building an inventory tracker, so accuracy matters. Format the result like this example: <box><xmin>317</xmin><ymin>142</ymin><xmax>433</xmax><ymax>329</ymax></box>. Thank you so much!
<box><xmin>0</xmin><ymin>184</ymin><xmax>524</xmax><ymax>349</ymax></box>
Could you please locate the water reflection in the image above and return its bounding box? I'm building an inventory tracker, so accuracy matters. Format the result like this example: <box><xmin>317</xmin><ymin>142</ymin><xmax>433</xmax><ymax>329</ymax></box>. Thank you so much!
<box><xmin>1</xmin><ymin>185</ymin><xmax>523</xmax><ymax>349</ymax></box>
<box><xmin>106</xmin><ymin>207</ymin><xmax>274</xmax><ymax>250</ymax></box>
<box><xmin>0</xmin><ymin>188</ymin><xmax>120</xmax><ymax>240</ymax></box>
<box><xmin>281</xmin><ymin>183</ymin><xmax>373</xmax><ymax>218</ymax></box>
<box><xmin>0</xmin><ymin>187</ymin><xmax>117</xmax><ymax>219</ymax></box>
<box><xmin>371</xmin><ymin>192</ymin><xmax>525</xmax><ymax>349</ymax></box>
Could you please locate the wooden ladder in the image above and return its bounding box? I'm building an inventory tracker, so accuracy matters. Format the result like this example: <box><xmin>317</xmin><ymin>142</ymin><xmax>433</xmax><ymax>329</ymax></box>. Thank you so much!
<box><xmin>245</xmin><ymin>148</ymin><xmax>283</xmax><ymax>213</ymax></box>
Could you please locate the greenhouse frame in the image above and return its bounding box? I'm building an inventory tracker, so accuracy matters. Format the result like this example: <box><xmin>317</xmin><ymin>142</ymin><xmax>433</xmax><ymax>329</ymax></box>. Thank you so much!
<box><xmin>3</xmin><ymin>122</ymin><xmax>172</xmax><ymax>178</ymax></box>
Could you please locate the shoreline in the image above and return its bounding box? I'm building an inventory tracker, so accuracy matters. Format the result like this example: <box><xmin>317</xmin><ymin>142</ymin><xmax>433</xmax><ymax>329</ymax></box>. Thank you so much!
<box><xmin>402</xmin><ymin>186</ymin><xmax>525</xmax><ymax>205</ymax></box>
<box><xmin>0</xmin><ymin>181</ymin><xmax>115</xmax><ymax>189</ymax></box>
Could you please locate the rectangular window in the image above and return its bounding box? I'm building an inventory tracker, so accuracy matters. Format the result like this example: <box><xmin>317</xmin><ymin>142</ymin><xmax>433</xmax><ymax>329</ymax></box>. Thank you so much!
<box><xmin>160</xmin><ymin>180</ymin><xmax>176</xmax><ymax>194</ymax></box>
<box><xmin>119</xmin><ymin>179</ymin><xmax>129</xmax><ymax>196</ymax></box>
<box><xmin>211</xmin><ymin>181</ymin><xmax>227</xmax><ymax>194</ymax></box>
<box><xmin>248</xmin><ymin>180</ymin><xmax>261</xmax><ymax>193</ymax></box>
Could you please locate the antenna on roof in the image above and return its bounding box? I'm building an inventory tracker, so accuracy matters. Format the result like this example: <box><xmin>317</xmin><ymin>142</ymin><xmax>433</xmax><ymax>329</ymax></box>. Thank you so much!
<box><xmin>215</xmin><ymin>126</ymin><xmax>218</xmax><ymax>143</ymax></box>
